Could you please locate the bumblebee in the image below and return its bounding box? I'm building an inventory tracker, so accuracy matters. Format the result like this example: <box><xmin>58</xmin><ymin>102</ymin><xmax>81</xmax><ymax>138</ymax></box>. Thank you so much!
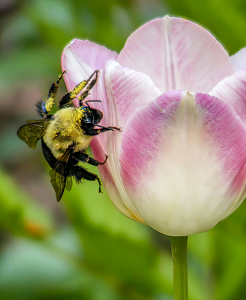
<box><xmin>17</xmin><ymin>70</ymin><xmax>120</xmax><ymax>202</ymax></box>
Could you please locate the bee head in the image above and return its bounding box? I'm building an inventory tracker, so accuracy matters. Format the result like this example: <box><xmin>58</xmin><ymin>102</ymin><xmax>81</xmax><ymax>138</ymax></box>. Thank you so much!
<box><xmin>81</xmin><ymin>107</ymin><xmax>103</xmax><ymax>130</ymax></box>
<box><xmin>90</xmin><ymin>108</ymin><xmax>103</xmax><ymax>124</ymax></box>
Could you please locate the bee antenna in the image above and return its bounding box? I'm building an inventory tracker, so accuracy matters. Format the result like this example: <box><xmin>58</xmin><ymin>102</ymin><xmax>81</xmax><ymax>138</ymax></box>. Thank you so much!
<box><xmin>83</xmin><ymin>100</ymin><xmax>102</xmax><ymax>107</ymax></box>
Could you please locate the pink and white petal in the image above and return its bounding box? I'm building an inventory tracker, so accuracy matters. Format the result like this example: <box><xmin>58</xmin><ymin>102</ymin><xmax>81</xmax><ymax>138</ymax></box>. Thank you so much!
<box><xmin>196</xmin><ymin>93</ymin><xmax>246</xmax><ymax>215</ymax></box>
<box><xmin>89</xmin><ymin>60</ymin><xmax>161</xmax><ymax>161</ymax></box>
<box><xmin>118</xmin><ymin>16</ymin><xmax>233</xmax><ymax>94</ymax></box>
<box><xmin>230</xmin><ymin>47</ymin><xmax>246</xmax><ymax>71</ymax></box>
<box><xmin>118</xmin><ymin>91</ymin><xmax>246</xmax><ymax>236</ymax></box>
<box><xmin>88</xmin><ymin>63</ymin><xmax>156</xmax><ymax>221</ymax></box>
<box><xmin>90</xmin><ymin>138</ymin><xmax>144</xmax><ymax>223</ymax></box>
<box><xmin>103</xmin><ymin>60</ymin><xmax>161</xmax><ymax>127</ymax></box>
<box><xmin>86</xmin><ymin>65</ymin><xmax>122</xmax><ymax>157</ymax></box>
<box><xmin>84</xmin><ymin>62</ymin><xmax>148</xmax><ymax>222</ymax></box>
<box><xmin>61</xmin><ymin>41</ymin><xmax>143</xmax><ymax>222</ymax></box>
<box><xmin>61</xmin><ymin>39</ymin><xmax>118</xmax><ymax>93</ymax></box>
<box><xmin>209</xmin><ymin>70</ymin><xmax>246</xmax><ymax>122</ymax></box>
<box><xmin>90</xmin><ymin>127</ymin><xmax>144</xmax><ymax>222</ymax></box>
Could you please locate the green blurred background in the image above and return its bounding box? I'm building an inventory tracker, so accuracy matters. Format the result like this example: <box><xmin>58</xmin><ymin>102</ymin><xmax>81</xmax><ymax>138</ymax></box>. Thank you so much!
<box><xmin>1</xmin><ymin>0</ymin><xmax>246</xmax><ymax>299</ymax></box>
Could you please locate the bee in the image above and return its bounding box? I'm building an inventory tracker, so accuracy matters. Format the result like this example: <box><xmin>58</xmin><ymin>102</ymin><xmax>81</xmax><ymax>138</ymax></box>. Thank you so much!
<box><xmin>17</xmin><ymin>70</ymin><xmax>120</xmax><ymax>202</ymax></box>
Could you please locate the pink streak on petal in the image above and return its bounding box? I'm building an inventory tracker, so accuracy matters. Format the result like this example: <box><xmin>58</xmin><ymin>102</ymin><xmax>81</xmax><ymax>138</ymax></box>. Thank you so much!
<box><xmin>118</xmin><ymin>16</ymin><xmax>233</xmax><ymax>93</ymax></box>
<box><xmin>230</xmin><ymin>47</ymin><xmax>246</xmax><ymax>71</ymax></box>
<box><xmin>210</xmin><ymin>70</ymin><xmax>246</xmax><ymax>122</ymax></box>
<box><xmin>195</xmin><ymin>93</ymin><xmax>246</xmax><ymax>195</ymax></box>
<box><xmin>120</xmin><ymin>90</ymin><xmax>182</xmax><ymax>190</ymax></box>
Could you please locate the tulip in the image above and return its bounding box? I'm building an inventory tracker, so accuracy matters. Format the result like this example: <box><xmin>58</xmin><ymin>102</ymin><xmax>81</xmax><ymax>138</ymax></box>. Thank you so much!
<box><xmin>61</xmin><ymin>16</ymin><xmax>246</xmax><ymax>238</ymax></box>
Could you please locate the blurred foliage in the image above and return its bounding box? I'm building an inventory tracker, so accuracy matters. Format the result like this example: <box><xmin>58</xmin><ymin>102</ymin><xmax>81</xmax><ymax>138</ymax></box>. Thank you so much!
<box><xmin>1</xmin><ymin>0</ymin><xmax>246</xmax><ymax>299</ymax></box>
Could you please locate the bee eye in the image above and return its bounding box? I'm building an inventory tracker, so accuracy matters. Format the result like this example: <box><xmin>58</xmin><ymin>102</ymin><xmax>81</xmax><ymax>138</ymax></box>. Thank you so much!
<box><xmin>93</xmin><ymin>110</ymin><xmax>103</xmax><ymax>124</ymax></box>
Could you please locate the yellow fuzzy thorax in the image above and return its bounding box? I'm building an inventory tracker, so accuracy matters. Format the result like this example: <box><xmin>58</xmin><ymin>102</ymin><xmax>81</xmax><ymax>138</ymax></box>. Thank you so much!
<box><xmin>43</xmin><ymin>107</ymin><xmax>93</xmax><ymax>159</ymax></box>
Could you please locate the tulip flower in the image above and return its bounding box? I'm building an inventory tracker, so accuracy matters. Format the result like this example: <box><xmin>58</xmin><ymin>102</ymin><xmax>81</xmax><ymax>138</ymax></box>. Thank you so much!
<box><xmin>62</xmin><ymin>15</ymin><xmax>246</xmax><ymax>299</ymax></box>
<box><xmin>61</xmin><ymin>16</ymin><xmax>246</xmax><ymax>238</ymax></box>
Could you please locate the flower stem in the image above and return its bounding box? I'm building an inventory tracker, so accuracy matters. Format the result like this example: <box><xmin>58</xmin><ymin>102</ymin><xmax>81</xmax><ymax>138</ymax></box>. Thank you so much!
<box><xmin>170</xmin><ymin>236</ymin><xmax>188</xmax><ymax>300</ymax></box>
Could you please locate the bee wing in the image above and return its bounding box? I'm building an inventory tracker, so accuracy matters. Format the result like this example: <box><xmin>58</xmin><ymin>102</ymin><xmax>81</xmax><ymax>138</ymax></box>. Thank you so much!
<box><xmin>49</xmin><ymin>147</ymin><xmax>74</xmax><ymax>202</ymax></box>
<box><xmin>65</xmin><ymin>177</ymin><xmax>73</xmax><ymax>192</ymax></box>
<box><xmin>49</xmin><ymin>169</ymin><xmax>67</xmax><ymax>202</ymax></box>
<box><xmin>17</xmin><ymin>120</ymin><xmax>49</xmax><ymax>149</ymax></box>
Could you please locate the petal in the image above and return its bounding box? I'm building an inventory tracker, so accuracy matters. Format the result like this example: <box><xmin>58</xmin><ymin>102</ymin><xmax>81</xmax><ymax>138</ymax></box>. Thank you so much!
<box><xmin>90</xmin><ymin>126</ymin><xmax>145</xmax><ymax>223</ymax></box>
<box><xmin>90</xmin><ymin>138</ymin><xmax>144</xmax><ymax>223</ymax></box>
<box><xmin>90</xmin><ymin>61</ymin><xmax>162</xmax><ymax>222</ymax></box>
<box><xmin>118</xmin><ymin>91</ymin><xmax>246</xmax><ymax>236</ymax></box>
<box><xmin>118</xmin><ymin>16</ymin><xmax>233</xmax><ymax>93</ymax></box>
<box><xmin>89</xmin><ymin>60</ymin><xmax>161</xmax><ymax>157</ymax></box>
<box><xmin>210</xmin><ymin>70</ymin><xmax>246</xmax><ymax>122</ymax></box>
<box><xmin>61</xmin><ymin>40</ymin><xmax>143</xmax><ymax>222</ymax></box>
<box><xmin>61</xmin><ymin>39</ymin><xmax>118</xmax><ymax>92</ymax></box>
<box><xmin>230</xmin><ymin>47</ymin><xmax>246</xmax><ymax>71</ymax></box>
<box><xmin>103</xmin><ymin>60</ymin><xmax>161</xmax><ymax>127</ymax></box>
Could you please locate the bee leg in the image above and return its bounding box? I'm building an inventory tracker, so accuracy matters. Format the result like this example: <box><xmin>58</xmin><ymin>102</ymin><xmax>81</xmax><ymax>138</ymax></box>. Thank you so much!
<box><xmin>84</xmin><ymin>126</ymin><xmax>121</xmax><ymax>136</ymax></box>
<box><xmin>36</xmin><ymin>71</ymin><xmax>66</xmax><ymax>117</ymax></box>
<box><xmin>59</xmin><ymin>70</ymin><xmax>99</xmax><ymax>108</ymax></box>
<box><xmin>41</xmin><ymin>139</ymin><xmax>57</xmax><ymax>169</ymax></box>
<box><xmin>59</xmin><ymin>80</ymin><xmax>87</xmax><ymax>108</ymax></box>
<box><xmin>71</xmin><ymin>165</ymin><xmax>103</xmax><ymax>193</ymax></box>
<box><xmin>46</xmin><ymin>71</ymin><xmax>66</xmax><ymax>110</ymax></box>
<box><xmin>78</xmin><ymin>70</ymin><xmax>99</xmax><ymax>104</ymax></box>
<box><xmin>97</xmin><ymin>125</ymin><xmax>121</xmax><ymax>132</ymax></box>
<box><xmin>73</xmin><ymin>152</ymin><xmax>108</xmax><ymax>166</ymax></box>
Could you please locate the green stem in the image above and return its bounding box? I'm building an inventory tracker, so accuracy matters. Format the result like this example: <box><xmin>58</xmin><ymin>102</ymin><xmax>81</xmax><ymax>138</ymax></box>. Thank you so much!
<box><xmin>170</xmin><ymin>236</ymin><xmax>188</xmax><ymax>300</ymax></box>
